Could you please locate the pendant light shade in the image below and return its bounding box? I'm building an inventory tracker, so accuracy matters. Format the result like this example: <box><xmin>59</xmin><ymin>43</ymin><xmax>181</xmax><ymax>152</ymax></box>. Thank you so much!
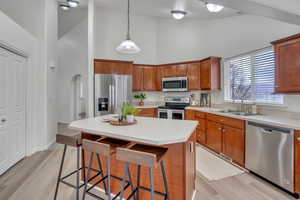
<box><xmin>206</xmin><ymin>3</ymin><xmax>224</xmax><ymax>12</ymax></box>
<box><xmin>68</xmin><ymin>0</ymin><xmax>79</xmax><ymax>8</ymax></box>
<box><xmin>116</xmin><ymin>0</ymin><xmax>141</xmax><ymax>54</ymax></box>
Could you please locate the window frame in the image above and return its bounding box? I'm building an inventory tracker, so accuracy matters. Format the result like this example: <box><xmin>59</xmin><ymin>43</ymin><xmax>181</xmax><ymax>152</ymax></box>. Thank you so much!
<box><xmin>224</xmin><ymin>47</ymin><xmax>284</xmax><ymax>106</ymax></box>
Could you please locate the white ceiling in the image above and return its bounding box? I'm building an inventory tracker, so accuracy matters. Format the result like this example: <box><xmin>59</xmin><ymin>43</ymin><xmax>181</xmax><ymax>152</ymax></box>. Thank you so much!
<box><xmin>79</xmin><ymin>0</ymin><xmax>240</xmax><ymax>19</ymax></box>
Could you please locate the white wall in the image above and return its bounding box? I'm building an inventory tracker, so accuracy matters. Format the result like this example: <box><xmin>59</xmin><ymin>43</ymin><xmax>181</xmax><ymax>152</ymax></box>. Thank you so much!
<box><xmin>157</xmin><ymin>15</ymin><xmax>300</xmax><ymax>63</ymax></box>
<box><xmin>0</xmin><ymin>10</ymin><xmax>44</xmax><ymax>155</ymax></box>
<box><xmin>94</xmin><ymin>8</ymin><xmax>157</xmax><ymax>64</ymax></box>
<box><xmin>58</xmin><ymin>18</ymin><xmax>88</xmax><ymax>123</ymax></box>
<box><xmin>0</xmin><ymin>0</ymin><xmax>59</xmax><ymax>150</ymax></box>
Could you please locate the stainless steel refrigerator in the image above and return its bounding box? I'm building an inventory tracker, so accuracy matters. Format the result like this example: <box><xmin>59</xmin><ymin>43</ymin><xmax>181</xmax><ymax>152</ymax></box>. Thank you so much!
<box><xmin>94</xmin><ymin>74</ymin><xmax>132</xmax><ymax>116</ymax></box>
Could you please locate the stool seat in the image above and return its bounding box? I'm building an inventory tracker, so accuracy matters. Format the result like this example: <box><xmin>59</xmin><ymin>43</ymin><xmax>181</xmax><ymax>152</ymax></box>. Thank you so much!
<box><xmin>57</xmin><ymin>133</ymin><xmax>102</xmax><ymax>147</ymax></box>
<box><xmin>117</xmin><ymin>144</ymin><xmax>168</xmax><ymax>168</ymax></box>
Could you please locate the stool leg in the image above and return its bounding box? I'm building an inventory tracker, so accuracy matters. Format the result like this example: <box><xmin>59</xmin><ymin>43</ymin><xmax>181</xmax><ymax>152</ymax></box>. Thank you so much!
<box><xmin>76</xmin><ymin>146</ymin><xmax>80</xmax><ymax>200</ymax></box>
<box><xmin>107</xmin><ymin>157</ymin><xmax>111</xmax><ymax>200</ymax></box>
<box><xmin>54</xmin><ymin>144</ymin><xmax>67</xmax><ymax>200</ymax></box>
<box><xmin>96</xmin><ymin>153</ymin><xmax>107</xmax><ymax>194</ymax></box>
<box><xmin>149</xmin><ymin>167</ymin><xmax>155</xmax><ymax>200</ymax></box>
<box><xmin>120</xmin><ymin>162</ymin><xmax>129</xmax><ymax>200</ymax></box>
<box><xmin>81</xmin><ymin>149</ymin><xmax>86</xmax><ymax>185</ymax></box>
<box><xmin>161</xmin><ymin>161</ymin><xmax>169</xmax><ymax>200</ymax></box>
<box><xmin>136</xmin><ymin>165</ymin><xmax>141</xmax><ymax>200</ymax></box>
<box><xmin>82</xmin><ymin>152</ymin><xmax>94</xmax><ymax>200</ymax></box>
<box><xmin>126</xmin><ymin>164</ymin><xmax>136</xmax><ymax>200</ymax></box>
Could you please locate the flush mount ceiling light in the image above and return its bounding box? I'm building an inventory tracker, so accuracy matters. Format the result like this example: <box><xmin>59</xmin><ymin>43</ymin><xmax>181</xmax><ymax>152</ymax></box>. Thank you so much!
<box><xmin>60</xmin><ymin>2</ymin><xmax>70</xmax><ymax>11</ymax></box>
<box><xmin>206</xmin><ymin>3</ymin><xmax>224</xmax><ymax>12</ymax></box>
<box><xmin>116</xmin><ymin>0</ymin><xmax>141</xmax><ymax>54</ymax></box>
<box><xmin>67</xmin><ymin>0</ymin><xmax>79</xmax><ymax>8</ymax></box>
<box><xmin>171</xmin><ymin>10</ymin><xmax>187</xmax><ymax>20</ymax></box>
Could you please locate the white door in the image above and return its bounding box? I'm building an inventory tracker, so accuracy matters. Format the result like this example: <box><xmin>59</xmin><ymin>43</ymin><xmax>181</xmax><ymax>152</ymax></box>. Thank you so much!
<box><xmin>0</xmin><ymin>47</ymin><xmax>26</xmax><ymax>175</ymax></box>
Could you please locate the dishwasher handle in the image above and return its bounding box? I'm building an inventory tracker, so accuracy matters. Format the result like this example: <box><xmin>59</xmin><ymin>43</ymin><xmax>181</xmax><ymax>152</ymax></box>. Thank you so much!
<box><xmin>248</xmin><ymin>121</ymin><xmax>292</xmax><ymax>134</ymax></box>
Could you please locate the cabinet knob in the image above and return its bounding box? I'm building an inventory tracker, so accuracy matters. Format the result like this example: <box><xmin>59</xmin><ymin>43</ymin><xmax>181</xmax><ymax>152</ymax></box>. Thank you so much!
<box><xmin>223</xmin><ymin>129</ymin><xmax>226</xmax><ymax>133</ymax></box>
<box><xmin>218</xmin><ymin>128</ymin><xmax>222</xmax><ymax>130</ymax></box>
<box><xmin>297</xmin><ymin>138</ymin><xmax>300</xmax><ymax>141</ymax></box>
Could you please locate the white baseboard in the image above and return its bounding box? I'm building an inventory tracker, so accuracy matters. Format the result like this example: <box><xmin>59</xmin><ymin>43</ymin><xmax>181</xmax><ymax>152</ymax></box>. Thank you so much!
<box><xmin>45</xmin><ymin>139</ymin><xmax>56</xmax><ymax>150</ymax></box>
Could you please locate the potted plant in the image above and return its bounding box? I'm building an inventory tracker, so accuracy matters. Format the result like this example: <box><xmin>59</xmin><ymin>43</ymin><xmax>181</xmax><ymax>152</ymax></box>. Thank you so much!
<box><xmin>134</xmin><ymin>93</ymin><xmax>146</xmax><ymax>106</ymax></box>
<box><xmin>122</xmin><ymin>103</ymin><xmax>140</xmax><ymax>123</ymax></box>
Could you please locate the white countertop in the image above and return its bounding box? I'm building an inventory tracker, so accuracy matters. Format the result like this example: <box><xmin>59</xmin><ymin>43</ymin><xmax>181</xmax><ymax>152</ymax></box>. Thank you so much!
<box><xmin>69</xmin><ymin>115</ymin><xmax>198</xmax><ymax>145</ymax></box>
<box><xmin>186</xmin><ymin>107</ymin><xmax>300</xmax><ymax>130</ymax></box>
<box><xmin>135</xmin><ymin>105</ymin><xmax>160</xmax><ymax>109</ymax></box>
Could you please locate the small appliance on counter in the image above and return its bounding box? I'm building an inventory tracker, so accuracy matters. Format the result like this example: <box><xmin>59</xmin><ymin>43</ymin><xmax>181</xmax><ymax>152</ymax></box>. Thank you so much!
<box><xmin>200</xmin><ymin>92</ymin><xmax>211</xmax><ymax>107</ymax></box>
<box><xmin>190</xmin><ymin>94</ymin><xmax>198</xmax><ymax>106</ymax></box>
<box><xmin>158</xmin><ymin>96</ymin><xmax>190</xmax><ymax>120</ymax></box>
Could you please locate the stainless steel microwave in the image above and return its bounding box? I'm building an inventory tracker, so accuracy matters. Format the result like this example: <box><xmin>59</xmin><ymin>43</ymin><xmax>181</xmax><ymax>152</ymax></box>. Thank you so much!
<box><xmin>162</xmin><ymin>77</ymin><xmax>188</xmax><ymax>92</ymax></box>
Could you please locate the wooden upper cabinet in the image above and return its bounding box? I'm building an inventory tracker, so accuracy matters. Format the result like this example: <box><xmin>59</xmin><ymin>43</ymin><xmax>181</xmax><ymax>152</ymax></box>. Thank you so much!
<box><xmin>133</xmin><ymin>65</ymin><xmax>144</xmax><ymax>91</ymax></box>
<box><xmin>295</xmin><ymin>130</ymin><xmax>300</xmax><ymax>194</ymax></box>
<box><xmin>94</xmin><ymin>59</ymin><xmax>133</xmax><ymax>75</ymax></box>
<box><xmin>163</xmin><ymin>65</ymin><xmax>177</xmax><ymax>77</ymax></box>
<box><xmin>200</xmin><ymin>57</ymin><xmax>221</xmax><ymax>90</ymax></box>
<box><xmin>222</xmin><ymin>125</ymin><xmax>245</xmax><ymax>166</ymax></box>
<box><xmin>187</xmin><ymin>62</ymin><xmax>201</xmax><ymax>90</ymax></box>
<box><xmin>272</xmin><ymin>34</ymin><xmax>300</xmax><ymax>93</ymax></box>
<box><xmin>133</xmin><ymin>65</ymin><xmax>157</xmax><ymax>91</ymax></box>
<box><xmin>176</xmin><ymin>64</ymin><xmax>188</xmax><ymax>77</ymax></box>
<box><xmin>143</xmin><ymin>66</ymin><xmax>157</xmax><ymax>91</ymax></box>
<box><xmin>155</xmin><ymin>66</ymin><xmax>163</xmax><ymax>91</ymax></box>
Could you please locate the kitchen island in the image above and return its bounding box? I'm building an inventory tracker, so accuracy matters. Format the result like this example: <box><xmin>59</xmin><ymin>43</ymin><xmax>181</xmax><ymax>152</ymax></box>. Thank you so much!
<box><xmin>70</xmin><ymin>115</ymin><xmax>198</xmax><ymax>200</ymax></box>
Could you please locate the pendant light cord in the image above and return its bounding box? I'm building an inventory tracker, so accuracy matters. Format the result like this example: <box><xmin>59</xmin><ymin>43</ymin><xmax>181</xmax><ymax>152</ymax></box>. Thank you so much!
<box><xmin>127</xmin><ymin>0</ymin><xmax>130</xmax><ymax>40</ymax></box>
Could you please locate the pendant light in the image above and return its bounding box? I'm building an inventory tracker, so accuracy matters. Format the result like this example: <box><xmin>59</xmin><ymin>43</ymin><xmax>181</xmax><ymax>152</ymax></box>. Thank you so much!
<box><xmin>116</xmin><ymin>0</ymin><xmax>141</xmax><ymax>54</ymax></box>
<box><xmin>60</xmin><ymin>2</ymin><xmax>70</xmax><ymax>11</ymax></box>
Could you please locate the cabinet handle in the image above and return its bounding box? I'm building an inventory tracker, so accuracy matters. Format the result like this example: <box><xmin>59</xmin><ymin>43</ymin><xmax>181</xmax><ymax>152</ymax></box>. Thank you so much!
<box><xmin>218</xmin><ymin>128</ymin><xmax>222</xmax><ymax>130</ymax></box>
<box><xmin>223</xmin><ymin>129</ymin><xmax>226</xmax><ymax>133</ymax></box>
<box><xmin>297</xmin><ymin>138</ymin><xmax>300</xmax><ymax>141</ymax></box>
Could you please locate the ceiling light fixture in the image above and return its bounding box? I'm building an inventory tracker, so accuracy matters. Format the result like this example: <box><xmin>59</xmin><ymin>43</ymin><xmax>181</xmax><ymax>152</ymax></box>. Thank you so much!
<box><xmin>60</xmin><ymin>2</ymin><xmax>70</xmax><ymax>11</ymax></box>
<box><xmin>171</xmin><ymin>10</ymin><xmax>187</xmax><ymax>20</ymax></box>
<box><xmin>116</xmin><ymin>0</ymin><xmax>141</xmax><ymax>54</ymax></box>
<box><xmin>206</xmin><ymin>3</ymin><xmax>224</xmax><ymax>12</ymax></box>
<box><xmin>67</xmin><ymin>0</ymin><xmax>79</xmax><ymax>8</ymax></box>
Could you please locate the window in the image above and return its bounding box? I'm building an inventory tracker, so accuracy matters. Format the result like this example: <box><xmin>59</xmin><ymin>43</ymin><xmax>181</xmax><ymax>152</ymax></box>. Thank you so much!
<box><xmin>224</xmin><ymin>47</ymin><xmax>283</xmax><ymax>104</ymax></box>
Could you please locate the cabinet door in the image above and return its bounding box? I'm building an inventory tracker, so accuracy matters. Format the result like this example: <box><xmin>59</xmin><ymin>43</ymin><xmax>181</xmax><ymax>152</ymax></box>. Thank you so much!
<box><xmin>200</xmin><ymin>59</ymin><xmax>211</xmax><ymax>90</ymax></box>
<box><xmin>206</xmin><ymin>120</ymin><xmax>222</xmax><ymax>153</ymax></box>
<box><xmin>176</xmin><ymin>64</ymin><xmax>188</xmax><ymax>77</ymax></box>
<box><xmin>94</xmin><ymin>61</ymin><xmax>113</xmax><ymax>74</ymax></box>
<box><xmin>197</xmin><ymin>129</ymin><xmax>206</xmax><ymax>145</ymax></box>
<box><xmin>133</xmin><ymin>66</ymin><xmax>144</xmax><ymax>91</ymax></box>
<box><xmin>295</xmin><ymin>131</ymin><xmax>300</xmax><ymax>194</ymax></box>
<box><xmin>187</xmin><ymin>63</ymin><xmax>201</xmax><ymax>90</ymax></box>
<box><xmin>163</xmin><ymin>65</ymin><xmax>177</xmax><ymax>77</ymax></box>
<box><xmin>275</xmin><ymin>39</ymin><xmax>300</xmax><ymax>93</ymax></box>
<box><xmin>185</xmin><ymin>132</ymin><xmax>196</xmax><ymax>200</ymax></box>
<box><xmin>136</xmin><ymin>108</ymin><xmax>157</xmax><ymax>117</ymax></box>
<box><xmin>143</xmin><ymin>66</ymin><xmax>156</xmax><ymax>91</ymax></box>
<box><xmin>222</xmin><ymin>125</ymin><xmax>245</xmax><ymax>166</ymax></box>
<box><xmin>155</xmin><ymin>66</ymin><xmax>163</xmax><ymax>91</ymax></box>
<box><xmin>185</xmin><ymin>110</ymin><xmax>195</xmax><ymax>120</ymax></box>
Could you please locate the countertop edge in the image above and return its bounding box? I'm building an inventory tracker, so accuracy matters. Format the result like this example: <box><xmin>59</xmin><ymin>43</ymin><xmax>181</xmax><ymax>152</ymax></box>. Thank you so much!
<box><xmin>186</xmin><ymin>107</ymin><xmax>300</xmax><ymax>130</ymax></box>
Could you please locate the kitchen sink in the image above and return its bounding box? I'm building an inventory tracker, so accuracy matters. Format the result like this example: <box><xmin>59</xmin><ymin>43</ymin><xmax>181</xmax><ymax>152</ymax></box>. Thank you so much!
<box><xmin>217</xmin><ymin>110</ymin><xmax>258</xmax><ymax>116</ymax></box>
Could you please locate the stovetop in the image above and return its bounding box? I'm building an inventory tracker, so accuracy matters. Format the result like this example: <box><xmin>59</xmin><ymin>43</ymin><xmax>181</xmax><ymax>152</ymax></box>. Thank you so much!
<box><xmin>158</xmin><ymin>96</ymin><xmax>190</xmax><ymax>110</ymax></box>
<box><xmin>158</xmin><ymin>106</ymin><xmax>186</xmax><ymax>110</ymax></box>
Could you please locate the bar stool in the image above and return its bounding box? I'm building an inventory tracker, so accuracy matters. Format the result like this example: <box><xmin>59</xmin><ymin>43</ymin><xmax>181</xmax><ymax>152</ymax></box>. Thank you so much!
<box><xmin>116</xmin><ymin>144</ymin><xmax>170</xmax><ymax>200</ymax></box>
<box><xmin>82</xmin><ymin>137</ymin><xmax>135</xmax><ymax>200</ymax></box>
<box><xmin>54</xmin><ymin>133</ymin><xmax>105</xmax><ymax>200</ymax></box>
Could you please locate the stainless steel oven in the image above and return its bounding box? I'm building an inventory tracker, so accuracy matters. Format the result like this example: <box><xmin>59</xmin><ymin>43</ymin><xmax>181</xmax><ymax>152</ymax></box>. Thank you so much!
<box><xmin>158</xmin><ymin>109</ymin><xmax>185</xmax><ymax>120</ymax></box>
<box><xmin>162</xmin><ymin>77</ymin><xmax>188</xmax><ymax>92</ymax></box>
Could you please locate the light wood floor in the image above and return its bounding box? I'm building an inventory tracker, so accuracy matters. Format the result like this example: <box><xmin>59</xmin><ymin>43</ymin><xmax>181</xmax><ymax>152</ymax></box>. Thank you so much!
<box><xmin>0</xmin><ymin>124</ymin><xmax>297</xmax><ymax>200</ymax></box>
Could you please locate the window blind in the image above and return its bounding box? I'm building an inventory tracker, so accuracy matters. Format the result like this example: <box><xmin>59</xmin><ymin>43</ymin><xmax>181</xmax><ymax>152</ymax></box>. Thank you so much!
<box><xmin>225</xmin><ymin>47</ymin><xmax>283</xmax><ymax>104</ymax></box>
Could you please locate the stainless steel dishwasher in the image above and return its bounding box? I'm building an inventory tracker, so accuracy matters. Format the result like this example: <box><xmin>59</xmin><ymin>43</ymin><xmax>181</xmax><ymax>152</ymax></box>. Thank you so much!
<box><xmin>246</xmin><ymin>121</ymin><xmax>294</xmax><ymax>193</ymax></box>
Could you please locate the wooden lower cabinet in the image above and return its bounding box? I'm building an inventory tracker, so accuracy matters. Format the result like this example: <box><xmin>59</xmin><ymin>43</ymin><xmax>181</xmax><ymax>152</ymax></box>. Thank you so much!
<box><xmin>197</xmin><ymin>129</ymin><xmax>206</xmax><ymax>145</ymax></box>
<box><xmin>295</xmin><ymin>131</ymin><xmax>300</xmax><ymax>194</ymax></box>
<box><xmin>222</xmin><ymin>125</ymin><xmax>245</xmax><ymax>166</ymax></box>
<box><xmin>136</xmin><ymin>108</ymin><xmax>157</xmax><ymax>118</ymax></box>
<box><xmin>206</xmin><ymin>120</ymin><xmax>223</xmax><ymax>153</ymax></box>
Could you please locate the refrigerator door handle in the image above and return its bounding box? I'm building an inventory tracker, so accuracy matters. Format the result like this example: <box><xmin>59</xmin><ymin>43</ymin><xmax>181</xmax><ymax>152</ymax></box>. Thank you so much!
<box><xmin>109</xmin><ymin>85</ymin><xmax>112</xmax><ymax>112</ymax></box>
<box><xmin>111</xmin><ymin>85</ymin><xmax>115</xmax><ymax>113</ymax></box>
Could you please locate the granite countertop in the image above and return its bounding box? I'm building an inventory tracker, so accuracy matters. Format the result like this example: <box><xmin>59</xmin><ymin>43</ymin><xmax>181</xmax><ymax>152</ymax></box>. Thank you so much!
<box><xmin>69</xmin><ymin>115</ymin><xmax>198</xmax><ymax>145</ymax></box>
<box><xmin>186</xmin><ymin>106</ymin><xmax>300</xmax><ymax>130</ymax></box>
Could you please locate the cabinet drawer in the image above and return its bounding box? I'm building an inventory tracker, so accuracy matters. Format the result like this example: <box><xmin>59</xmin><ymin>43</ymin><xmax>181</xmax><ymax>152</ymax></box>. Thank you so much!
<box><xmin>194</xmin><ymin>111</ymin><xmax>206</xmax><ymax>119</ymax></box>
<box><xmin>207</xmin><ymin>113</ymin><xmax>245</xmax><ymax>129</ymax></box>
<box><xmin>136</xmin><ymin>108</ymin><xmax>157</xmax><ymax>117</ymax></box>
